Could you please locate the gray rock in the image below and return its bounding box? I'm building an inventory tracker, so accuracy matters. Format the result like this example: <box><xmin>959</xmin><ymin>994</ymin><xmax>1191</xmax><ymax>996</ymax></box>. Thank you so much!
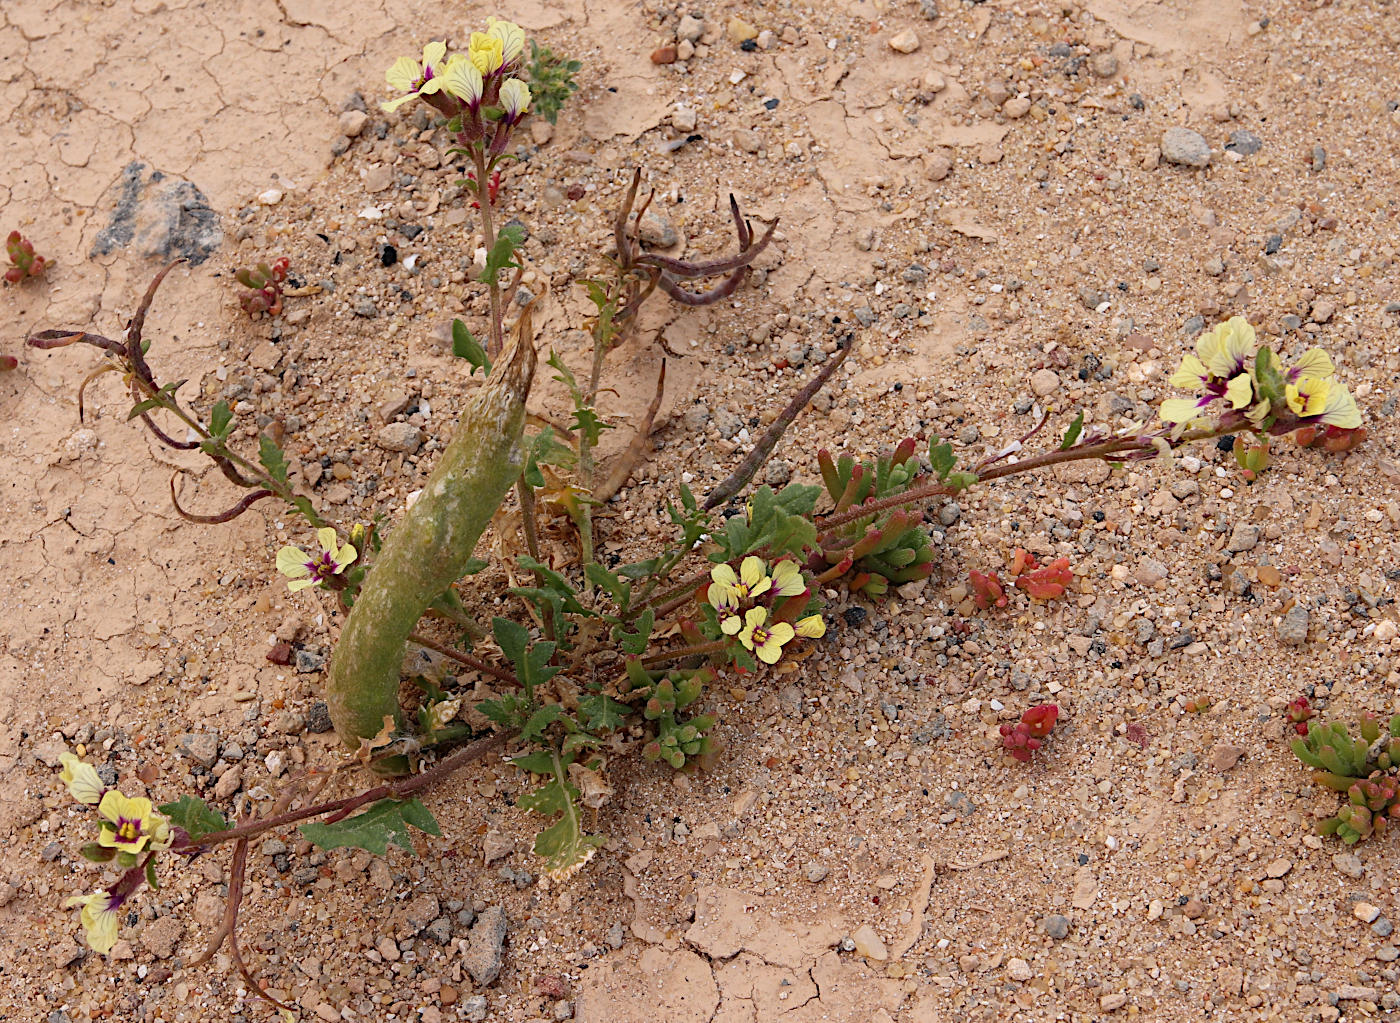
<box><xmin>764</xmin><ymin>460</ymin><xmax>792</xmax><ymax>486</ymax></box>
<box><xmin>1278</xmin><ymin>605</ymin><xmax>1310</xmax><ymax>646</ymax></box>
<box><xmin>295</xmin><ymin>648</ymin><xmax>326</xmax><ymax>673</ymax></box>
<box><xmin>939</xmin><ymin>502</ymin><xmax>961</xmax><ymax>527</ymax></box>
<box><xmin>1091</xmin><ymin>51</ymin><xmax>1119</xmax><ymax>77</ymax></box>
<box><xmin>806</xmin><ymin>863</ymin><xmax>830</xmax><ymax>883</ymax></box>
<box><xmin>714</xmin><ymin>409</ymin><xmax>744</xmax><ymax>440</ymax></box>
<box><xmin>1227</xmin><ymin>523</ymin><xmax>1261</xmax><ymax>553</ymax></box>
<box><xmin>424</xmin><ymin>916</ymin><xmax>453</xmax><ymax>944</ymax></box>
<box><xmin>919</xmin><ymin>0</ymin><xmax>939</xmax><ymax>18</ymax></box>
<box><xmin>461</xmin><ymin>995</ymin><xmax>489</xmax><ymax>1023</ymax></box>
<box><xmin>305</xmin><ymin>701</ymin><xmax>334</xmax><ymax>733</ymax></box>
<box><xmin>1161</xmin><ymin>127</ymin><xmax>1212</xmax><ymax>168</ymax></box>
<box><xmin>463</xmin><ymin>905</ymin><xmax>508</xmax><ymax>986</ymax></box>
<box><xmin>178</xmin><ymin>732</ymin><xmax>220</xmax><ymax>769</ymax></box>
<box><xmin>352</xmin><ymin>297</ymin><xmax>379</xmax><ymax>318</ymax></box>
<box><xmin>1041</xmin><ymin>914</ymin><xmax>1070</xmax><ymax>940</ymax></box>
<box><xmin>339</xmin><ymin>110</ymin><xmax>369</xmax><ymax>138</ymax></box>
<box><xmin>637</xmin><ymin>211</ymin><xmax>679</xmax><ymax>248</ymax></box>
<box><xmin>1183</xmin><ymin>315</ymin><xmax>1206</xmax><ymax>336</ymax></box>
<box><xmin>1225</xmin><ymin>129</ymin><xmax>1262</xmax><ymax>156</ymax></box>
<box><xmin>92</xmin><ymin>162</ymin><xmax>222</xmax><ymax>265</ymax></box>
<box><xmin>376</xmin><ymin>422</ymin><xmax>425</xmax><ymax>454</ymax></box>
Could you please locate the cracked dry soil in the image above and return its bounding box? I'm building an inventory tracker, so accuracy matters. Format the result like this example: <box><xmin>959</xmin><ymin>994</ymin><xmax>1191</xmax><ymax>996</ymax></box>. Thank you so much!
<box><xmin>6</xmin><ymin>0</ymin><xmax>1400</xmax><ymax>1021</ymax></box>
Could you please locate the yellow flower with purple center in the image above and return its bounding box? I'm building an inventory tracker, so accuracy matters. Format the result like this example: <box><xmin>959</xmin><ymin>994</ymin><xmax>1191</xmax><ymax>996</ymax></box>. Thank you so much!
<box><xmin>1286</xmin><ymin>376</ymin><xmax>1361</xmax><ymax>429</ymax></box>
<box><xmin>468</xmin><ymin>31</ymin><xmax>505</xmax><ymax>75</ymax></box>
<box><xmin>65</xmin><ymin>890</ymin><xmax>126</xmax><ymax>955</ymax></box>
<box><xmin>96</xmin><ymin>791</ymin><xmax>165</xmax><ymax>855</ymax></box>
<box><xmin>1286</xmin><ymin>376</ymin><xmax>1330</xmax><ymax>418</ymax></box>
<box><xmin>383</xmin><ymin>41</ymin><xmax>451</xmax><ymax>113</ymax></box>
<box><xmin>737</xmin><ymin>607</ymin><xmax>795</xmax><ymax>665</ymax></box>
<box><xmin>707</xmin><ymin>556</ymin><xmax>772</xmax><ymax>611</ymax></box>
<box><xmin>1161</xmin><ymin>317</ymin><xmax>1266</xmax><ymax>427</ymax></box>
<box><xmin>487</xmin><ymin>17</ymin><xmax>526</xmax><ymax>67</ymax></box>
<box><xmin>277</xmin><ymin>527</ymin><xmax>357</xmax><ymax>592</ymax></box>
<box><xmin>442</xmin><ymin>55</ymin><xmax>485</xmax><ymax>109</ymax></box>
<box><xmin>1197</xmin><ymin>316</ymin><xmax>1255</xmax><ymax>379</ymax></box>
<box><xmin>59</xmin><ymin>752</ymin><xmax>106</xmax><ymax>805</ymax></box>
<box><xmin>499</xmin><ymin>78</ymin><xmax>531</xmax><ymax>123</ymax></box>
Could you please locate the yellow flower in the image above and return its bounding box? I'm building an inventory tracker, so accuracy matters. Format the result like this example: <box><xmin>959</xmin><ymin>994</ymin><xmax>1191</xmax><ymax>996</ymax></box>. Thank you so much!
<box><xmin>442</xmin><ymin>55</ymin><xmax>484</xmax><ymax>108</ymax></box>
<box><xmin>1168</xmin><ymin>354</ymin><xmax>1210</xmax><ymax>391</ymax></box>
<box><xmin>1224</xmin><ymin>372</ymin><xmax>1255</xmax><ymax>409</ymax></box>
<box><xmin>468</xmin><ymin>31</ymin><xmax>505</xmax><ymax>75</ymax></box>
<box><xmin>59</xmin><ymin>753</ymin><xmax>106</xmax><ymax>805</ymax></box>
<box><xmin>708</xmin><ymin>556</ymin><xmax>771</xmax><ymax>609</ymax></box>
<box><xmin>1317</xmin><ymin>380</ymin><xmax>1361</xmax><ymax>429</ymax></box>
<box><xmin>383</xmin><ymin>41</ymin><xmax>451</xmax><ymax>113</ymax></box>
<box><xmin>795</xmin><ymin>614</ymin><xmax>826</xmax><ymax>639</ymax></box>
<box><xmin>499</xmin><ymin>78</ymin><xmax>531</xmax><ymax>122</ymax></box>
<box><xmin>1196</xmin><ymin>316</ymin><xmax>1255</xmax><ymax>378</ymax></box>
<box><xmin>96</xmin><ymin>791</ymin><xmax>165</xmax><ymax>854</ymax></box>
<box><xmin>65</xmin><ymin>890</ymin><xmax>124</xmax><ymax>955</ymax></box>
<box><xmin>276</xmin><ymin>527</ymin><xmax>357</xmax><ymax>592</ymax></box>
<box><xmin>1286</xmin><ymin>377</ymin><xmax>1330</xmax><ymax>418</ymax></box>
<box><xmin>487</xmin><ymin>17</ymin><xmax>526</xmax><ymax>66</ymax></box>
<box><xmin>769</xmin><ymin>560</ymin><xmax>806</xmax><ymax>599</ymax></box>
<box><xmin>737</xmin><ymin>607</ymin><xmax>795</xmax><ymax>665</ymax></box>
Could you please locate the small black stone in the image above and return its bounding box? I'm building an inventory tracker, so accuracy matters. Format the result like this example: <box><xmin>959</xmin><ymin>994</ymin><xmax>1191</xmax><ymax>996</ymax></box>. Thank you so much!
<box><xmin>380</xmin><ymin>243</ymin><xmax>398</xmax><ymax>267</ymax></box>
<box><xmin>1264</xmin><ymin>234</ymin><xmax>1282</xmax><ymax>255</ymax></box>
<box><xmin>740</xmin><ymin>38</ymin><xmax>757</xmax><ymax>51</ymax></box>
<box><xmin>842</xmin><ymin>606</ymin><xmax>868</xmax><ymax>627</ymax></box>
<box><xmin>401</xmin><ymin>224</ymin><xmax>424</xmax><ymax>240</ymax></box>
<box><xmin>1216</xmin><ymin>436</ymin><xmax>1237</xmax><ymax>453</ymax></box>
<box><xmin>764</xmin><ymin>98</ymin><xmax>779</xmax><ymax>110</ymax></box>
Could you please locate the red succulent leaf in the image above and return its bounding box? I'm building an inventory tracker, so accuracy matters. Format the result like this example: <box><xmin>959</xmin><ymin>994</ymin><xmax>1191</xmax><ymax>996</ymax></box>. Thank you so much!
<box><xmin>1016</xmin><ymin>557</ymin><xmax>1073</xmax><ymax>601</ymax></box>
<box><xmin>969</xmin><ymin>569</ymin><xmax>1007</xmax><ymax>611</ymax></box>
<box><xmin>1021</xmin><ymin>704</ymin><xmax>1059</xmax><ymax>739</ymax></box>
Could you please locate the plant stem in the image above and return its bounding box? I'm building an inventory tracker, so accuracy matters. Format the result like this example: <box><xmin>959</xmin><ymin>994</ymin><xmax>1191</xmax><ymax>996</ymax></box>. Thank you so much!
<box><xmin>407</xmin><ymin>630</ymin><xmax>519</xmax><ymax>686</ymax></box>
<box><xmin>472</xmin><ymin>149</ymin><xmax>504</xmax><ymax>357</ymax></box>
<box><xmin>188</xmin><ymin>730</ymin><xmax>516</xmax><ymax>848</ymax></box>
<box><xmin>641</xmin><ymin>638</ymin><xmax>726</xmax><ymax>666</ymax></box>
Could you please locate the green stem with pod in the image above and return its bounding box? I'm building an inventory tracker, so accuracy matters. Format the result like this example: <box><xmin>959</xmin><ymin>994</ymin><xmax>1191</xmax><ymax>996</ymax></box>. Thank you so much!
<box><xmin>325</xmin><ymin>315</ymin><xmax>537</xmax><ymax>767</ymax></box>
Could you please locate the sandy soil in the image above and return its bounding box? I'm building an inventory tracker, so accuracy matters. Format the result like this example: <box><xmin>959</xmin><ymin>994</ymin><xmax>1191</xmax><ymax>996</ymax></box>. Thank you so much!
<box><xmin>4</xmin><ymin>0</ymin><xmax>1400</xmax><ymax>1020</ymax></box>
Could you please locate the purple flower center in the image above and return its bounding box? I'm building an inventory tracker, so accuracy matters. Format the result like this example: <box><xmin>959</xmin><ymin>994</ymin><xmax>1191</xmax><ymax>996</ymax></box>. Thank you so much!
<box><xmin>116</xmin><ymin>817</ymin><xmax>141</xmax><ymax>843</ymax></box>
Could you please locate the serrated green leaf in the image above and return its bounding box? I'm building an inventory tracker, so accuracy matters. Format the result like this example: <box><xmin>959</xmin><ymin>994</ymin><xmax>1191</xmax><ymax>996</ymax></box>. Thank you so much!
<box><xmin>578</xmin><ymin>693</ymin><xmax>629</xmax><ymax>733</ymax></box>
<box><xmin>518</xmin><ymin>777</ymin><xmax>573</xmax><ymax>816</ymax></box>
<box><xmin>584</xmin><ymin>563</ymin><xmax>630</xmax><ymax>609</ymax></box>
<box><xmin>613</xmin><ymin>608</ymin><xmax>654</xmax><ymax>656</ymax></box>
<box><xmin>533</xmin><ymin>816</ymin><xmax>604</xmax><ymax>876</ymax></box>
<box><xmin>478</xmin><ymin>223</ymin><xmax>526</xmax><ymax>286</ymax></box>
<box><xmin>299</xmin><ymin>799</ymin><xmax>435</xmax><ymax>857</ymax></box>
<box><xmin>1059</xmin><ymin>410</ymin><xmax>1085</xmax><ymax>450</ymax></box>
<box><xmin>288</xmin><ymin>494</ymin><xmax>320</xmax><ymax>527</ymax></box>
<box><xmin>258</xmin><ymin>434</ymin><xmax>290</xmax><ymax>485</ymax></box>
<box><xmin>451</xmin><ymin>320</ymin><xmax>492</xmax><ymax>376</ymax></box>
<box><xmin>945</xmin><ymin>471</ymin><xmax>979</xmax><ymax>493</ymax></box>
<box><xmin>158</xmin><ymin>795</ymin><xmax>228</xmax><ymax>842</ymax></box>
<box><xmin>396</xmin><ymin>798</ymin><xmax>441</xmax><ymax>837</ymax></box>
<box><xmin>462</xmin><ymin>556</ymin><xmax>489</xmax><ymax>576</ymax></box>
<box><xmin>524</xmin><ymin>427</ymin><xmax>576</xmax><ymax>487</ymax></box>
<box><xmin>478</xmin><ymin>694</ymin><xmax>526</xmax><ymax>728</ymax></box>
<box><xmin>562</xmin><ymin>731</ymin><xmax>603</xmax><ymax>755</ymax></box>
<box><xmin>513</xmin><ymin>750</ymin><xmax>556</xmax><ymax>775</ymax></box>
<box><xmin>492</xmin><ymin>617</ymin><xmax>530</xmax><ymax>671</ymax></box>
<box><xmin>209</xmin><ymin>400</ymin><xmax>233</xmax><ymax>438</ymax></box>
<box><xmin>521</xmin><ymin>703</ymin><xmax>565</xmax><ymax>741</ymax></box>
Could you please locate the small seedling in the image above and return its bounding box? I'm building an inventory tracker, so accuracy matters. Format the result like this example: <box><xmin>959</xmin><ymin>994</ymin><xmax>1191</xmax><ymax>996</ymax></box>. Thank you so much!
<box><xmin>4</xmin><ymin>231</ymin><xmax>46</xmax><ymax>284</ymax></box>
<box><xmin>1000</xmin><ymin>704</ymin><xmax>1059</xmax><ymax>763</ymax></box>
<box><xmin>525</xmin><ymin>40</ymin><xmax>581</xmax><ymax>124</ymax></box>
<box><xmin>1285</xmin><ymin>695</ymin><xmax>1315</xmax><ymax>735</ymax></box>
<box><xmin>234</xmin><ymin>257</ymin><xmax>290</xmax><ymax>317</ymax></box>
<box><xmin>970</xmin><ymin>548</ymin><xmax>1073</xmax><ymax>610</ymax></box>
<box><xmin>1233</xmin><ymin>435</ymin><xmax>1270</xmax><ymax>482</ymax></box>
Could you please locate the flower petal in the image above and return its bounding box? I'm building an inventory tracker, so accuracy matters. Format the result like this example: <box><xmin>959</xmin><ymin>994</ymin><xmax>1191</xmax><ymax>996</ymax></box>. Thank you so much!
<box><xmin>1319</xmin><ymin>381</ymin><xmax>1361</xmax><ymax>429</ymax></box>
<box><xmin>1291</xmin><ymin>347</ymin><xmax>1335</xmax><ymax>381</ymax></box>
<box><xmin>420</xmin><ymin>40</ymin><xmax>448</xmax><ymax>71</ymax></box>
<box><xmin>720</xmin><ymin>614</ymin><xmax>743</xmax><ymax>636</ymax></box>
<box><xmin>1168</xmin><ymin>354</ymin><xmax>1210</xmax><ymax>390</ymax></box>
<box><xmin>380</xmin><ymin>92</ymin><xmax>420</xmax><ymax>113</ymax></box>
<box><xmin>1225</xmin><ymin>372</ymin><xmax>1255</xmax><ymax>409</ymax></box>
<box><xmin>314</xmin><ymin>527</ymin><xmax>340</xmax><ymax>555</ymax></box>
<box><xmin>739</xmin><ymin>556</ymin><xmax>766</xmax><ymax>589</ymax></box>
<box><xmin>385</xmin><ymin>56</ymin><xmax>422</xmax><ymax>92</ymax></box>
<box><xmin>710</xmin><ymin>563</ymin><xmax>738</xmax><ymax>588</ymax></box>
<box><xmin>795</xmin><ymin>614</ymin><xmax>826</xmax><ymax>639</ymax></box>
<box><xmin>487</xmin><ymin>17</ymin><xmax>526</xmax><ymax>65</ymax></box>
<box><xmin>499</xmin><ymin>78</ymin><xmax>531</xmax><ymax>120</ymax></box>
<box><xmin>1159</xmin><ymin>397</ymin><xmax>1205</xmax><ymax>425</ymax></box>
<box><xmin>442</xmin><ymin>56</ymin><xmax>484</xmax><ymax>105</ymax></box>
<box><xmin>276</xmin><ymin>545</ymin><xmax>310</xmax><ymax>578</ymax></box>
<box><xmin>770</xmin><ymin>560</ymin><xmax>806</xmax><ymax>598</ymax></box>
<box><xmin>768</xmin><ymin>622</ymin><xmax>795</xmax><ymax>646</ymax></box>
<box><xmin>755</xmin><ymin>639</ymin><xmax>784</xmax><ymax>664</ymax></box>
<box><xmin>59</xmin><ymin>753</ymin><xmax>106</xmax><ymax>805</ymax></box>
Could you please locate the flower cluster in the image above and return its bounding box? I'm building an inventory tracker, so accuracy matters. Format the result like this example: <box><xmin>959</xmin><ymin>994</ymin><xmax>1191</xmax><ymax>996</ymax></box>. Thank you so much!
<box><xmin>705</xmin><ymin>555</ymin><xmax>825</xmax><ymax>664</ymax></box>
<box><xmin>276</xmin><ymin>527</ymin><xmax>357</xmax><ymax>592</ymax></box>
<box><xmin>1160</xmin><ymin>317</ymin><xmax>1360</xmax><ymax>437</ymax></box>
<box><xmin>58</xmin><ymin>753</ymin><xmax>174</xmax><ymax>954</ymax></box>
<box><xmin>383</xmin><ymin>19</ymin><xmax>531</xmax><ymax>154</ymax></box>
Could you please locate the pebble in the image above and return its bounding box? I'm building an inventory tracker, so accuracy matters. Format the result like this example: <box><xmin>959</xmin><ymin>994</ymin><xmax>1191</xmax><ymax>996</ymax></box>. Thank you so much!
<box><xmin>1354</xmin><ymin>902</ymin><xmax>1382</xmax><ymax>924</ymax></box>
<box><xmin>672</xmin><ymin>106</ymin><xmax>698</xmax><ymax>133</ymax></box>
<box><xmin>212</xmin><ymin>765</ymin><xmax>243</xmax><ymax>799</ymax></box>
<box><xmin>376</xmin><ymin>423</ymin><xmax>424</xmax><ymax>454</ymax></box>
<box><xmin>850</xmin><ymin>924</ymin><xmax>888</xmax><ymax>961</ymax></box>
<box><xmin>1030</xmin><ymin>368</ymin><xmax>1061</xmax><ymax>396</ymax></box>
<box><xmin>887</xmin><ymin>29</ymin><xmax>921</xmax><ymax>53</ymax></box>
<box><xmin>1278</xmin><ymin>605</ymin><xmax>1310</xmax><ymax>646</ymax></box>
<box><xmin>462</xmin><ymin>995</ymin><xmax>489</xmax><ymax>1023</ymax></box>
<box><xmin>1091</xmin><ymin>52</ymin><xmax>1119</xmax><ymax>78</ymax></box>
<box><xmin>1225</xmin><ymin>129</ymin><xmax>1262</xmax><ymax>155</ymax></box>
<box><xmin>1100</xmin><ymin>993</ymin><xmax>1128</xmax><ymax>1011</ymax></box>
<box><xmin>676</xmin><ymin>15</ymin><xmax>704</xmax><ymax>43</ymax></box>
<box><xmin>139</xmin><ymin>916</ymin><xmax>185</xmax><ymax>960</ymax></box>
<box><xmin>1333</xmin><ymin>852</ymin><xmax>1364</xmax><ymax>878</ymax></box>
<box><xmin>339</xmin><ymin>110</ymin><xmax>368</xmax><ymax>138</ymax></box>
<box><xmin>1041</xmin><ymin>914</ymin><xmax>1070</xmax><ymax>940</ymax></box>
<box><xmin>1264</xmin><ymin>858</ymin><xmax>1292</xmax><ymax>879</ymax></box>
<box><xmin>1161</xmin><ymin>127</ymin><xmax>1212</xmax><ymax>168</ymax></box>
<box><xmin>1007</xmin><ymin>957</ymin><xmax>1032</xmax><ymax>981</ymax></box>
<box><xmin>727</xmin><ymin>17</ymin><xmax>757</xmax><ymax>44</ymax></box>
<box><xmin>257</xmin><ymin>189</ymin><xmax>283</xmax><ymax>206</ymax></box>
<box><xmin>482</xmin><ymin>831</ymin><xmax>515</xmax><ymax>865</ymax></box>
<box><xmin>805</xmin><ymin>863</ymin><xmax>830</xmax><ymax>883</ymax></box>
<box><xmin>1003</xmin><ymin>97</ymin><xmax>1031</xmax><ymax>119</ymax></box>
<box><xmin>1226</xmin><ymin>522</ymin><xmax>1260</xmax><ymax>553</ymax></box>
<box><xmin>925</xmin><ymin>152</ymin><xmax>953</xmax><ymax>181</ymax></box>
<box><xmin>650</xmin><ymin>45</ymin><xmax>677</xmax><ymax>65</ymax></box>
<box><xmin>638</xmin><ymin>211</ymin><xmax>680</xmax><ymax>248</ymax></box>
<box><xmin>463</xmin><ymin>906</ymin><xmax>508</xmax><ymax>986</ymax></box>
<box><xmin>1210</xmin><ymin>744</ymin><xmax>1245</xmax><ymax>772</ymax></box>
<box><xmin>178</xmin><ymin>733</ymin><xmax>220</xmax><ymax>769</ymax></box>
